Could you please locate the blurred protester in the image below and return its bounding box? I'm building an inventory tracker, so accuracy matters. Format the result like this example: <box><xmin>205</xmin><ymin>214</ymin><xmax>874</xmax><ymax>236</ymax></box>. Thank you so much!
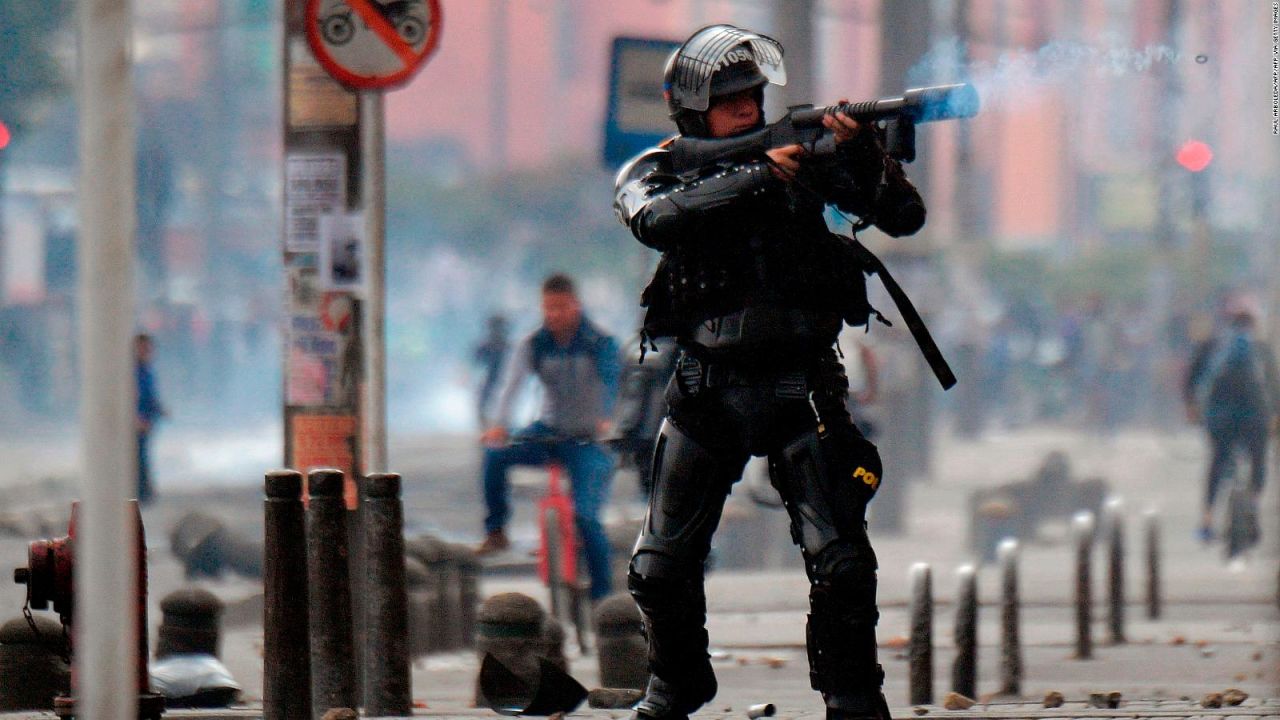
<box><xmin>135</xmin><ymin>333</ymin><xmax>165</xmax><ymax>504</ymax></box>
<box><xmin>476</xmin><ymin>274</ymin><xmax>621</xmax><ymax>601</ymax></box>
<box><xmin>1183</xmin><ymin>297</ymin><xmax>1280</xmax><ymax>543</ymax></box>
<box><xmin>472</xmin><ymin>313</ymin><xmax>511</xmax><ymax>426</ymax></box>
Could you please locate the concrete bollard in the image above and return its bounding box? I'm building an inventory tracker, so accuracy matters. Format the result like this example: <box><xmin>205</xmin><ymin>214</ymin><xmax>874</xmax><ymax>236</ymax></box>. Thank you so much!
<box><xmin>474</xmin><ymin>592</ymin><xmax>554</xmax><ymax>708</ymax></box>
<box><xmin>0</xmin><ymin>615</ymin><xmax>70</xmax><ymax>711</ymax></box>
<box><xmin>997</xmin><ymin>538</ymin><xmax>1022</xmax><ymax>696</ymax></box>
<box><xmin>264</xmin><ymin>470</ymin><xmax>311</xmax><ymax>720</ymax></box>
<box><xmin>363</xmin><ymin>473</ymin><xmax>411</xmax><ymax>716</ymax></box>
<box><xmin>156</xmin><ymin>587</ymin><xmax>223</xmax><ymax>658</ymax></box>
<box><xmin>307</xmin><ymin>469</ymin><xmax>358</xmax><ymax>719</ymax></box>
<box><xmin>593</xmin><ymin>592</ymin><xmax>647</xmax><ymax>690</ymax></box>
<box><xmin>951</xmin><ymin>564</ymin><xmax>977</xmax><ymax>700</ymax></box>
<box><xmin>403</xmin><ymin>555</ymin><xmax>433</xmax><ymax>657</ymax></box>
<box><xmin>1144</xmin><ymin>509</ymin><xmax>1160</xmax><ymax>620</ymax></box>
<box><xmin>542</xmin><ymin>615</ymin><xmax>570</xmax><ymax>672</ymax></box>
<box><xmin>1072</xmin><ymin>511</ymin><xmax>1095</xmax><ymax>660</ymax></box>
<box><xmin>406</xmin><ymin>535</ymin><xmax>468</xmax><ymax>652</ymax></box>
<box><xmin>1105</xmin><ymin>498</ymin><xmax>1126</xmax><ymax>645</ymax></box>
<box><xmin>456</xmin><ymin>546</ymin><xmax>481</xmax><ymax>650</ymax></box>
<box><xmin>908</xmin><ymin>562</ymin><xmax>933</xmax><ymax>706</ymax></box>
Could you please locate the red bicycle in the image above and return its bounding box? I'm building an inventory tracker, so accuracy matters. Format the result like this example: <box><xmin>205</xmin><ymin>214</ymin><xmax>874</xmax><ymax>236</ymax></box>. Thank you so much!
<box><xmin>537</xmin><ymin>462</ymin><xmax>592</xmax><ymax>654</ymax></box>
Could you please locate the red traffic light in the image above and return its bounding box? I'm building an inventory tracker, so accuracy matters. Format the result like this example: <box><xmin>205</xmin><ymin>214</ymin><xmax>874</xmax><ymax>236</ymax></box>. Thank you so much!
<box><xmin>0</xmin><ymin>121</ymin><xmax>10</xmax><ymax>150</ymax></box>
<box><xmin>1175</xmin><ymin>139</ymin><xmax>1212</xmax><ymax>172</ymax></box>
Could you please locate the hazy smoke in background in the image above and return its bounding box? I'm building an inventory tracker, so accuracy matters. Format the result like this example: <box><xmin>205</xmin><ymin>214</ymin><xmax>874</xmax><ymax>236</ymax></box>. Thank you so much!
<box><xmin>911</xmin><ymin>37</ymin><xmax>1180</xmax><ymax>108</ymax></box>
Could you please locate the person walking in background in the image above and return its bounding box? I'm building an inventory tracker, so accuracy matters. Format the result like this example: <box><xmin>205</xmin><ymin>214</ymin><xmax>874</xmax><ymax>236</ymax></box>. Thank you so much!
<box><xmin>135</xmin><ymin>333</ymin><xmax>165</xmax><ymax>504</ymax></box>
<box><xmin>475</xmin><ymin>274</ymin><xmax>621</xmax><ymax>601</ymax></box>
<box><xmin>1184</xmin><ymin>297</ymin><xmax>1280</xmax><ymax>545</ymax></box>
<box><xmin>473</xmin><ymin>313</ymin><xmax>511</xmax><ymax>426</ymax></box>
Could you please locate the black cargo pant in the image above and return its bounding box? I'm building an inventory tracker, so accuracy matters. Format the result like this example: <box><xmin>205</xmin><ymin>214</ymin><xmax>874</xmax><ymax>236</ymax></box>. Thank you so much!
<box><xmin>628</xmin><ymin>349</ymin><xmax>886</xmax><ymax>706</ymax></box>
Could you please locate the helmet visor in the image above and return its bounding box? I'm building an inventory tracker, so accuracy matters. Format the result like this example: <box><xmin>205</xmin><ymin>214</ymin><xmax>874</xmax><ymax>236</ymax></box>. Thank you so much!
<box><xmin>667</xmin><ymin>25</ymin><xmax>786</xmax><ymax>113</ymax></box>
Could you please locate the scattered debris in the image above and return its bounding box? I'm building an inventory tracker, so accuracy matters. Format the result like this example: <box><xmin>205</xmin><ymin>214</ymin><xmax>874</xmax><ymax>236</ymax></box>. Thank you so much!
<box><xmin>1200</xmin><ymin>646</ymin><xmax>1217</xmax><ymax>658</ymax></box>
<box><xmin>587</xmin><ymin>688</ymin><xmax>644</xmax><ymax>710</ymax></box>
<box><xmin>882</xmin><ymin>635</ymin><xmax>909</xmax><ymax>650</ymax></box>
<box><xmin>764</xmin><ymin>656</ymin><xmax>787</xmax><ymax>669</ymax></box>
<box><xmin>943</xmin><ymin>692</ymin><xmax>976</xmax><ymax>711</ymax></box>
<box><xmin>1201</xmin><ymin>692</ymin><xmax>1224</xmax><ymax>708</ymax></box>
<box><xmin>1087</xmin><ymin>692</ymin><xmax>1121</xmax><ymax>709</ymax></box>
<box><xmin>1223</xmin><ymin>689</ymin><xmax>1248</xmax><ymax>706</ymax></box>
<box><xmin>912</xmin><ymin>707</ymin><xmax>929</xmax><ymax>716</ymax></box>
<box><xmin>1251</xmin><ymin>649</ymin><xmax>1264</xmax><ymax>661</ymax></box>
<box><xmin>1042</xmin><ymin>691</ymin><xmax>1065</xmax><ymax>708</ymax></box>
<box><xmin>321</xmin><ymin>708</ymin><xmax>357</xmax><ymax>720</ymax></box>
<box><xmin>746</xmin><ymin>703</ymin><xmax>776</xmax><ymax>719</ymax></box>
<box><xmin>1170</xmin><ymin>635</ymin><xmax>1186</xmax><ymax>645</ymax></box>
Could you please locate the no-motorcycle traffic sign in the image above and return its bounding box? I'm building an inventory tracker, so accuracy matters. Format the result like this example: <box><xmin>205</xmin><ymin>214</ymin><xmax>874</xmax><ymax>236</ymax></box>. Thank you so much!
<box><xmin>306</xmin><ymin>0</ymin><xmax>442</xmax><ymax>90</ymax></box>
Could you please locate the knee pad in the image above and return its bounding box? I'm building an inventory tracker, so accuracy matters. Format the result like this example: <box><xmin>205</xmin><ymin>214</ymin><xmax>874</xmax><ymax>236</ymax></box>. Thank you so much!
<box><xmin>771</xmin><ymin>427</ymin><xmax>882</xmax><ymax>568</ymax></box>
<box><xmin>634</xmin><ymin>419</ymin><xmax>744</xmax><ymax>575</ymax></box>
<box><xmin>808</xmin><ymin>532</ymin><xmax>879</xmax><ymax>586</ymax></box>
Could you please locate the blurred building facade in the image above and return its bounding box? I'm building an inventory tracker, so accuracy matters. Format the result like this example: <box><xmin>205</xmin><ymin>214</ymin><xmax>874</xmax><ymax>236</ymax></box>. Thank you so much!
<box><xmin>0</xmin><ymin>0</ymin><xmax>1276</xmax><ymax>434</ymax></box>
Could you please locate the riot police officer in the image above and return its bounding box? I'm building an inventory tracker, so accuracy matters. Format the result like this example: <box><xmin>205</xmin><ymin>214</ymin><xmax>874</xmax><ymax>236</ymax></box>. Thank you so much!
<box><xmin>613</xmin><ymin>25</ymin><xmax>929</xmax><ymax>720</ymax></box>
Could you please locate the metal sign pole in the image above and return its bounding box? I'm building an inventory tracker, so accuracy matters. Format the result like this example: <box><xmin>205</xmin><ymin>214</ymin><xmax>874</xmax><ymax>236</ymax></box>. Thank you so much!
<box><xmin>361</xmin><ymin>90</ymin><xmax>387</xmax><ymax>474</ymax></box>
<box><xmin>75</xmin><ymin>2</ymin><xmax>138</xmax><ymax>720</ymax></box>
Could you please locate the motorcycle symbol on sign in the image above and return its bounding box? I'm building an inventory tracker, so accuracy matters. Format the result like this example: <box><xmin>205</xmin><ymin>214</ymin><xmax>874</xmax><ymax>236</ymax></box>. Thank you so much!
<box><xmin>307</xmin><ymin>0</ymin><xmax>441</xmax><ymax>89</ymax></box>
<box><xmin>318</xmin><ymin>0</ymin><xmax>428</xmax><ymax>47</ymax></box>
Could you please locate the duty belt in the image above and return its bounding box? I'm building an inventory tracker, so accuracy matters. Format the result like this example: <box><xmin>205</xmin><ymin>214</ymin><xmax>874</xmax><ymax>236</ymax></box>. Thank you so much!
<box><xmin>676</xmin><ymin>355</ymin><xmax>809</xmax><ymax>399</ymax></box>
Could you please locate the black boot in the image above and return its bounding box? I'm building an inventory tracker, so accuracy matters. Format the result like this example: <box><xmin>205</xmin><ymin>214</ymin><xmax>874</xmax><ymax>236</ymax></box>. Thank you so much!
<box><xmin>633</xmin><ymin>671</ymin><xmax>718</xmax><ymax>720</ymax></box>
<box><xmin>807</xmin><ymin>578</ymin><xmax>887</xmax><ymax>720</ymax></box>
<box><xmin>823</xmin><ymin>689</ymin><xmax>891</xmax><ymax>720</ymax></box>
<box><xmin>629</xmin><ymin>572</ymin><xmax>717</xmax><ymax>720</ymax></box>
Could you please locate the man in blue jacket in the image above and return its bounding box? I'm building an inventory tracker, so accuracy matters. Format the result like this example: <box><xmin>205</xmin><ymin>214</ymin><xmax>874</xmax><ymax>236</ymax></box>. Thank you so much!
<box><xmin>476</xmin><ymin>273</ymin><xmax>621</xmax><ymax>600</ymax></box>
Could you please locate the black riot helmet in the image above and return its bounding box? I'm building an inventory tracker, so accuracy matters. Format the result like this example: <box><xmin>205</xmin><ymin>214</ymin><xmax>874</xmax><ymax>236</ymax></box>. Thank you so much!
<box><xmin>663</xmin><ymin>24</ymin><xmax>787</xmax><ymax>137</ymax></box>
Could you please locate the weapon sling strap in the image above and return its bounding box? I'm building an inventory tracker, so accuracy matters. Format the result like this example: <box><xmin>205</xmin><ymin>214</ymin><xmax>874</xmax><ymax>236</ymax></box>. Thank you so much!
<box><xmin>843</xmin><ymin>235</ymin><xmax>956</xmax><ymax>390</ymax></box>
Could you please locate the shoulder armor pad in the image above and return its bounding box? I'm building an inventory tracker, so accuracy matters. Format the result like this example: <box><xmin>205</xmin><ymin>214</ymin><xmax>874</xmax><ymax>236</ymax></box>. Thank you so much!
<box><xmin>614</xmin><ymin>146</ymin><xmax>674</xmax><ymax>227</ymax></box>
<box><xmin>614</xmin><ymin>146</ymin><xmax>672</xmax><ymax>190</ymax></box>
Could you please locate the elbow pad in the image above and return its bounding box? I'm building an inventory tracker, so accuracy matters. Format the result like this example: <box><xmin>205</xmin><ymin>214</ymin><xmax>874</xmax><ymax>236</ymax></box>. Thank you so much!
<box><xmin>635</xmin><ymin>161</ymin><xmax>779</xmax><ymax>244</ymax></box>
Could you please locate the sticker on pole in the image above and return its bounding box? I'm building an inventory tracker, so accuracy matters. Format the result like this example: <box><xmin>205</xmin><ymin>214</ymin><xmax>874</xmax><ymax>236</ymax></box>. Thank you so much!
<box><xmin>306</xmin><ymin>0</ymin><xmax>442</xmax><ymax>90</ymax></box>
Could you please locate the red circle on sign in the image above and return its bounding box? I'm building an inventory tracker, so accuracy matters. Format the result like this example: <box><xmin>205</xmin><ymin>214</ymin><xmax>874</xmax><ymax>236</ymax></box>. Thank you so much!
<box><xmin>305</xmin><ymin>0</ymin><xmax>442</xmax><ymax>91</ymax></box>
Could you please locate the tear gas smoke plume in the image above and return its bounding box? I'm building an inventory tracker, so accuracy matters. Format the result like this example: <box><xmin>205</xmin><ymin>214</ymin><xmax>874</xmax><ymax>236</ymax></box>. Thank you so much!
<box><xmin>910</xmin><ymin>38</ymin><xmax>1182</xmax><ymax>109</ymax></box>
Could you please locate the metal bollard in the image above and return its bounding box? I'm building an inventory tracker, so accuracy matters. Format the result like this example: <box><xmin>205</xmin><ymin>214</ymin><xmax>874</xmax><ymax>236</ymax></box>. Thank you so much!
<box><xmin>1105</xmin><ymin>498</ymin><xmax>1125</xmax><ymax>645</ymax></box>
<box><xmin>156</xmin><ymin>587</ymin><xmax>223</xmax><ymax>658</ymax></box>
<box><xmin>997</xmin><ymin>538</ymin><xmax>1022</xmax><ymax>696</ymax></box>
<box><xmin>951</xmin><ymin>564</ymin><xmax>977</xmax><ymax>700</ymax></box>
<box><xmin>593</xmin><ymin>592</ymin><xmax>647</xmax><ymax>690</ymax></box>
<box><xmin>908</xmin><ymin>562</ymin><xmax>933</xmax><ymax>706</ymax></box>
<box><xmin>264</xmin><ymin>470</ymin><xmax>311</xmax><ymax>720</ymax></box>
<box><xmin>307</xmin><ymin>469</ymin><xmax>358</xmax><ymax>719</ymax></box>
<box><xmin>1144</xmin><ymin>509</ymin><xmax>1160</xmax><ymax>620</ymax></box>
<box><xmin>363</xmin><ymin>473</ymin><xmax>411</xmax><ymax>716</ymax></box>
<box><xmin>1072</xmin><ymin>511</ymin><xmax>1095</xmax><ymax>660</ymax></box>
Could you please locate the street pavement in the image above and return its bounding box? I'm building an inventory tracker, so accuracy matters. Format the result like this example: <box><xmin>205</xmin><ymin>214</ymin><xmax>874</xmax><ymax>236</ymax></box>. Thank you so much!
<box><xmin>0</xmin><ymin>423</ymin><xmax>1276</xmax><ymax>717</ymax></box>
